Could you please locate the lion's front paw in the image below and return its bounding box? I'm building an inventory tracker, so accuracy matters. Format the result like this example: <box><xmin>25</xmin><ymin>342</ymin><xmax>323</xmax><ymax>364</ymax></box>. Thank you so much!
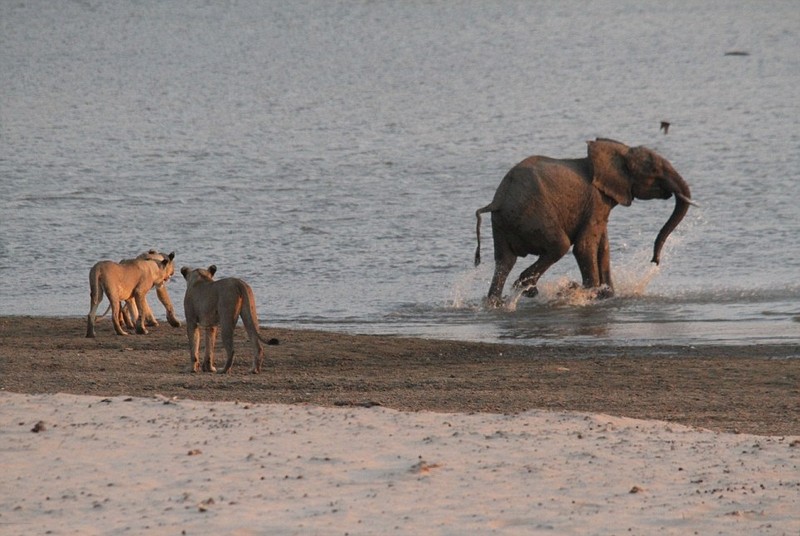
<box><xmin>168</xmin><ymin>316</ymin><xmax>182</xmax><ymax>328</ymax></box>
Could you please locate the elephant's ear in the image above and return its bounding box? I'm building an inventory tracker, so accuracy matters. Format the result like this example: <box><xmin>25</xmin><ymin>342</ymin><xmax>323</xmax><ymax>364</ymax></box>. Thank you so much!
<box><xmin>588</xmin><ymin>139</ymin><xmax>633</xmax><ymax>206</ymax></box>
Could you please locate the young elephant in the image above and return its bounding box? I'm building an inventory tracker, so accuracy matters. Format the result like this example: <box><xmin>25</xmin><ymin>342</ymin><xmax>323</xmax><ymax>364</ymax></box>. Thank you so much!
<box><xmin>181</xmin><ymin>265</ymin><xmax>278</xmax><ymax>374</ymax></box>
<box><xmin>475</xmin><ymin>138</ymin><xmax>695</xmax><ymax>305</ymax></box>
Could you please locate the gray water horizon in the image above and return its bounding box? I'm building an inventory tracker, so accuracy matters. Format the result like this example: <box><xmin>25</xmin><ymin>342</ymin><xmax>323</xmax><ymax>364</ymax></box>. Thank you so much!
<box><xmin>2</xmin><ymin>1</ymin><xmax>799</xmax><ymax>347</ymax></box>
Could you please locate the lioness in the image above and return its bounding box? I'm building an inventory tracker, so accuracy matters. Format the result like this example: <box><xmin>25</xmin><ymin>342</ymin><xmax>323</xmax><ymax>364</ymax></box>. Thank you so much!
<box><xmin>117</xmin><ymin>250</ymin><xmax>182</xmax><ymax>330</ymax></box>
<box><xmin>86</xmin><ymin>252</ymin><xmax>177</xmax><ymax>338</ymax></box>
<box><xmin>181</xmin><ymin>265</ymin><xmax>277</xmax><ymax>374</ymax></box>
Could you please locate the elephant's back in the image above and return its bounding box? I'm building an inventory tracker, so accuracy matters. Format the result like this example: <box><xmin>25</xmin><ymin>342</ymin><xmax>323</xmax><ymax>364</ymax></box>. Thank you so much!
<box><xmin>494</xmin><ymin>156</ymin><xmax>588</xmax><ymax>212</ymax></box>
<box><xmin>490</xmin><ymin>156</ymin><xmax>592</xmax><ymax>256</ymax></box>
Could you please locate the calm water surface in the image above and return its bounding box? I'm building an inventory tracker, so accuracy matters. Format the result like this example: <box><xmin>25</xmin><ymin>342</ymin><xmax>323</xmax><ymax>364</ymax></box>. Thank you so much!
<box><xmin>2</xmin><ymin>1</ymin><xmax>799</xmax><ymax>346</ymax></box>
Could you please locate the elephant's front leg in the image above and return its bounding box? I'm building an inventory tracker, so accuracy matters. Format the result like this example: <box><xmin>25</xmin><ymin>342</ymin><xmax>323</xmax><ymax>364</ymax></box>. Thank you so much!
<box><xmin>597</xmin><ymin>230</ymin><xmax>613</xmax><ymax>290</ymax></box>
<box><xmin>574</xmin><ymin>231</ymin><xmax>614</xmax><ymax>297</ymax></box>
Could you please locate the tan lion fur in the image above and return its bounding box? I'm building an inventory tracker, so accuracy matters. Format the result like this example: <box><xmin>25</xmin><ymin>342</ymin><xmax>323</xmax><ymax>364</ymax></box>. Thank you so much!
<box><xmin>181</xmin><ymin>265</ymin><xmax>277</xmax><ymax>374</ymax></box>
<box><xmin>86</xmin><ymin>252</ymin><xmax>176</xmax><ymax>338</ymax></box>
<box><xmin>116</xmin><ymin>250</ymin><xmax>181</xmax><ymax>330</ymax></box>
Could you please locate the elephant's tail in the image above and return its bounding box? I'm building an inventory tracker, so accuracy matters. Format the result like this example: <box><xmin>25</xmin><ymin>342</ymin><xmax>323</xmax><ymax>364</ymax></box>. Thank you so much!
<box><xmin>474</xmin><ymin>203</ymin><xmax>498</xmax><ymax>267</ymax></box>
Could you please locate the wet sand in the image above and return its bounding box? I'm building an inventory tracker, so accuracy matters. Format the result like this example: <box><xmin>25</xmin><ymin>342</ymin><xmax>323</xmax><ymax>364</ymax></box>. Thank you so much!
<box><xmin>2</xmin><ymin>316</ymin><xmax>798</xmax><ymax>436</ymax></box>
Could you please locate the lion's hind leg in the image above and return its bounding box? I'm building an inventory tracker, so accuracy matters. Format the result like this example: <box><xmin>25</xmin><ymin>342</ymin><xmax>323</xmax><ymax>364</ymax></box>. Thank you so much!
<box><xmin>109</xmin><ymin>297</ymin><xmax>129</xmax><ymax>336</ymax></box>
<box><xmin>120</xmin><ymin>301</ymin><xmax>135</xmax><ymax>329</ymax></box>
<box><xmin>244</xmin><ymin>320</ymin><xmax>265</xmax><ymax>374</ymax></box>
<box><xmin>219</xmin><ymin>322</ymin><xmax>236</xmax><ymax>374</ymax></box>
<box><xmin>186</xmin><ymin>321</ymin><xmax>202</xmax><ymax>373</ymax></box>
<box><xmin>202</xmin><ymin>326</ymin><xmax>218</xmax><ymax>373</ymax></box>
<box><xmin>249</xmin><ymin>338</ymin><xmax>265</xmax><ymax>374</ymax></box>
<box><xmin>86</xmin><ymin>272</ymin><xmax>104</xmax><ymax>338</ymax></box>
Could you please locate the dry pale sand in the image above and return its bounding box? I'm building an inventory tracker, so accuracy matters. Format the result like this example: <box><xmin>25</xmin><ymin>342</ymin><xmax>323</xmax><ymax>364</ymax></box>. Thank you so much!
<box><xmin>1</xmin><ymin>316</ymin><xmax>799</xmax><ymax>534</ymax></box>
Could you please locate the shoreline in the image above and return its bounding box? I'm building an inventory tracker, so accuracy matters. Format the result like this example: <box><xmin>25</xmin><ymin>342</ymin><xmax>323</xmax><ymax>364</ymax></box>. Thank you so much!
<box><xmin>1</xmin><ymin>316</ymin><xmax>799</xmax><ymax>436</ymax></box>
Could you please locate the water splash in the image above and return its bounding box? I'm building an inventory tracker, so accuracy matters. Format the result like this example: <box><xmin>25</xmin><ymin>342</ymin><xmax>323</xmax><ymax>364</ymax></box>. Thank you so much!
<box><xmin>448</xmin><ymin>249</ymin><xmax>664</xmax><ymax>312</ymax></box>
<box><xmin>447</xmin><ymin>265</ymin><xmax>489</xmax><ymax>310</ymax></box>
<box><xmin>612</xmin><ymin>261</ymin><xmax>662</xmax><ymax>298</ymax></box>
<box><xmin>537</xmin><ymin>278</ymin><xmax>610</xmax><ymax>306</ymax></box>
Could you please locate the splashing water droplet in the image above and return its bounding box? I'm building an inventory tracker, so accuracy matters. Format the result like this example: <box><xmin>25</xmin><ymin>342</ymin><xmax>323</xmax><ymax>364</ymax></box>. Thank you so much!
<box><xmin>447</xmin><ymin>266</ymin><xmax>489</xmax><ymax>310</ymax></box>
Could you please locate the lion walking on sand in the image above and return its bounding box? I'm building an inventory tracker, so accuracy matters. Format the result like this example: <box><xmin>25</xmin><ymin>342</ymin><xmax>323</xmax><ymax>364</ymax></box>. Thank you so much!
<box><xmin>181</xmin><ymin>265</ymin><xmax>277</xmax><ymax>374</ymax></box>
<box><xmin>86</xmin><ymin>252</ymin><xmax>177</xmax><ymax>338</ymax></box>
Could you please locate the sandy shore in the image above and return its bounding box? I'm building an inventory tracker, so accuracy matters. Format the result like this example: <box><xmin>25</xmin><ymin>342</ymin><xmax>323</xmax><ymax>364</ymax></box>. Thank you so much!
<box><xmin>3</xmin><ymin>391</ymin><xmax>799</xmax><ymax>535</ymax></box>
<box><xmin>1</xmin><ymin>316</ymin><xmax>799</xmax><ymax>534</ymax></box>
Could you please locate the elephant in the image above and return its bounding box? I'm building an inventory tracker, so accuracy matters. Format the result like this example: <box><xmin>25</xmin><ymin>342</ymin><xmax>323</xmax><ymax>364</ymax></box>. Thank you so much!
<box><xmin>474</xmin><ymin>138</ymin><xmax>694</xmax><ymax>306</ymax></box>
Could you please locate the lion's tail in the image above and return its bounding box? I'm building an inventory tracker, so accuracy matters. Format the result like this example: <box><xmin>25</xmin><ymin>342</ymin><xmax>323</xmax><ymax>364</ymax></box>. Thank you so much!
<box><xmin>88</xmin><ymin>264</ymin><xmax>104</xmax><ymax>307</ymax></box>
<box><xmin>240</xmin><ymin>282</ymin><xmax>279</xmax><ymax>346</ymax></box>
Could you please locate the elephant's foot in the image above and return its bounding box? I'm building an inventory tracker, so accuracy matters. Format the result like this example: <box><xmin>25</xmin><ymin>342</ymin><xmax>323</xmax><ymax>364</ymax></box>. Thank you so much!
<box><xmin>594</xmin><ymin>285</ymin><xmax>614</xmax><ymax>299</ymax></box>
<box><xmin>521</xmin><ymin>286</ymin><xmax>539</xmax><ymax>298</ymax></box>
<box><xmin>512</xmin><ymin>279</ymin><xmax>539</xmax><ymax>298</ymax></box>
<box><xmin>484</xmin><ymin>295</ymin><xmax>505</xmax><ymax>308</ymax></box>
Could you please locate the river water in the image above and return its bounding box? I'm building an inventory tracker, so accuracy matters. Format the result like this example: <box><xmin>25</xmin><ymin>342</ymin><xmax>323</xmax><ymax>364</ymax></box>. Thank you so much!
<box><xmin>2</xmin><ymin>1</ymin><xmax>799</xmax><ymax>346</ymax></box>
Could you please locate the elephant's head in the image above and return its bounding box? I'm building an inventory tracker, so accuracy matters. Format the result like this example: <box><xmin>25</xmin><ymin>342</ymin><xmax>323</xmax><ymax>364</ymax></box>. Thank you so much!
<box><xmin>587</xmin><ymin>138</ymin><xmax>693</xmax><ymax>265</ymax></box>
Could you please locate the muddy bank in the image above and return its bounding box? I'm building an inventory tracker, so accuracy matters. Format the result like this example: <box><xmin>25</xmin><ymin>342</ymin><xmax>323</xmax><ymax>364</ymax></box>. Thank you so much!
<box><xmin>1</xmin><ymin>316</ymin><xmax>798</xmax><ymax>435</ymax></box>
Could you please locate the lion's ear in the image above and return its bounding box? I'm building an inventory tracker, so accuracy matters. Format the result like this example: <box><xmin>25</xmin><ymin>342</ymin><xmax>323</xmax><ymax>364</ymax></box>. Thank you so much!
<box><xmin>208</xmin><ymin>265</ymin><xmax>217</xmax><ymax>276</ymax></box>
<box><xmin>181</xmin><ymin>266</ymin><xmax>190</xmax><ymax>279</ymax></box>
<box><xmin>168</xmin><ymin>252</ymin><xmax>175</xmax><ymax>261</ymax></box>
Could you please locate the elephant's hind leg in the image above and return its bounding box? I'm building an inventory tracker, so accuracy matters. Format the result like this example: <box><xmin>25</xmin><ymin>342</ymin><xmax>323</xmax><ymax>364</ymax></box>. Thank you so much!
<box><xmin>513</xmin><ymin>240</ymin><xmax>570</xmax><ymax>297</ymax></box>
<box><xmin>487</xmin><ymin>255</ymin><xmax>516</xmax><ymax>307</ymax></box>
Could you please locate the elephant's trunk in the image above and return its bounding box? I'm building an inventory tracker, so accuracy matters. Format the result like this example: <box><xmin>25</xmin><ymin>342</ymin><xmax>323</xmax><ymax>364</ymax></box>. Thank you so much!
<box><xmin>651</xmin><ymin>173</ymin><xmax>692</xmax><ymax>265</ymax></box>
